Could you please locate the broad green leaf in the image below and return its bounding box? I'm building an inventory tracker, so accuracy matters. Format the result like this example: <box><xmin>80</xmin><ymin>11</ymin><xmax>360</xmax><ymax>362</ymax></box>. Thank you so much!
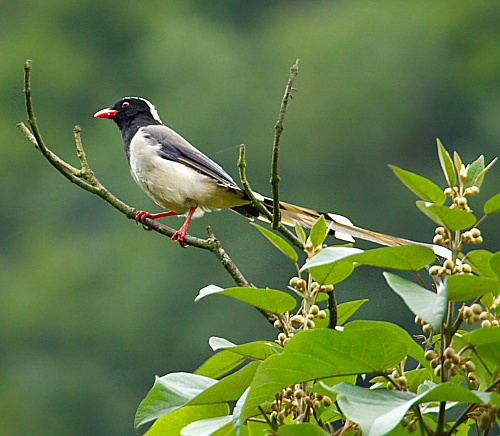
<box><xmin>465</xmin><ymin>250</ymin><xmax>498</xmax><ymax>278</ymax></box>
<box><xmin>300</xmin><ymin>247</ymin><xmax>361</xmax><ymax>285</ymax></box>
<box><xmin>350</xmin><ymin>245</ymin><xmax>435</xmax><ymax>271</ymax></box>
<box><xmin>490</xmin><ymin>251</ymin><xmax>500</xmax><ymax>278</ymax></box>
<box><xmin>301</xmin><ymin>247</ymin><xmax>363</xmax><ymax>271</ymax></box>
<box><xmin>251</xmin><ymin>223</ymin><xmax>298</xmax><ymax>262</ymax></box>
<box><xmin>181</xmin><ymin>415</ymin><xmax>233</xmax><ymax>436</ymax></box>
<box><xmin>330</xmin><ymin>382</ymin><xmax>491</xmax><ymax>436</ymax></box>
<box><xmin>416</xmin><ymin>201</ymin><xmax>476</xmax><ymax>231</ymax></box>
<box><xmin>241</xmin><ymin>321</ymin><xmax>424</xmax><ymax>422</ymax></box>
<box><xmin>389</xmin><ymin>165</ymin><xmax>446</xmax><ymax>205</ymax></box>
<box><xmin>474</xmin><ymin>157</ymin><xmax>497</xmax><ymax>189</ymax></box>
<box><xmin>146</xmin><ymin>404</ymin><xmax>229</xmax><ymax>436</ymax></box>
<box><xmin>135</xmin><ymin>373</ymin><xmax>218</xmax><ymax>429</ymax></box>
<box><xmin>276</xmin><ymin>423</ymin><xmax>331</xmax><ymax>436</ymax></box>
<box><xmin>309</xmin><ymin>215</ymin><xmax>329</xmax><ymax>247</ymax></box>
<box><xmin>465</xmin><ymin>155</ymin><xmax>484</xmax><ymax>189</ymax></box>
<box><xmin>196</xmin><ymin>285</ymin><xmax>296</xmax><ymax>314</ymax></box>
<box><xmin>437</xmin><ymin>139</ymin><xmax>456</xmax><ymax>187</ymax></box>
<box><xmin>195</xmin><ymin>350</ymin><xmax>246</xmax><ymax>379</ymax></box>
<box><xmin>446</xmin><ymin>274</ymin><xmax>500</xmax><ymax>301</ymax></box>
<box><xmin>466</xmin><ymin>327</ymin><xmax>500</xmax><ymax>367</ymax></box>
<box><xmin>208</xmin><ymin>337</ymin><xmax>282</xmax><ymax>360</ymax></box>
<box><xmin>190</xmin><ymin>362</ymin><xmax>260</xmax><ymax>406</ymax></box>
<box><xmin>383</xmin><ymin>272</ymin><xmax>447</xmax><ymax>330</ymax></box>
<box><xmin>484</xmin><ymin>193</ymin><xmax>500</xmax><ymax>216</ymax></box>
<box><xmin>453</xmin><ymin>151</ymin><xmax>463</xmax><ymax>176</ymax></box>
<box><xmin>314</xmin><ymin>300</ymin><xmax>369</xmax><ymax>329</ymax></box>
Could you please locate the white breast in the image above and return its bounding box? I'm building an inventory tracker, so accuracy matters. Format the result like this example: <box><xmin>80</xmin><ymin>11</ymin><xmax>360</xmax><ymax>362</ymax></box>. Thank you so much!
<box><xmin>128</xmin><ymin>128</ymin><xmax>247</xmax><ymax>216</ymax></box>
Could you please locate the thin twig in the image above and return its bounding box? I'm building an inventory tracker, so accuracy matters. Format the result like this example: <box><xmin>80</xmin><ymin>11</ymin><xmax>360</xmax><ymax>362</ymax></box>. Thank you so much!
<box><xmin>238</xmin><ymin>144</ymin><xmax>303</xmax><ymax>249</ymax></box>
<box><xmin>271</xmin><ymin>59</ymin><xmax>300</xmax><ymax>230</ymax></box>
<box><xmin>327</xmin><ymin>289</ymin><xmax>338</xmax><ymax>329</ymax></box>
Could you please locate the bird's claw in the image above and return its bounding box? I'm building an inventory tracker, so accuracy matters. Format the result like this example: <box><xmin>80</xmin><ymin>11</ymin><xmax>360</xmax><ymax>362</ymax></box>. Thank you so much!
<box><xmin>135</xmin><ymin>210</ymin><xmax>154</xmax><ymax>231</ymax></box>
<box><xmin>172</xmin><ymin>229</ymin><xmax>189</xmax><ymax>248</ymax></box>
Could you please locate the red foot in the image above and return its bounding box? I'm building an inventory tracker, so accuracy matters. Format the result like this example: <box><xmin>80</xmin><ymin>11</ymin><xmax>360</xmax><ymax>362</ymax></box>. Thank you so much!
<box><xmin>135</xmin><ymin>210</ymin><xmax>178</xmax><ymax>230</ymax></box>
<box><xmin>171</xmin><ymin>206</ymin><xmax>197</xmax><ymax>248</ymax></box>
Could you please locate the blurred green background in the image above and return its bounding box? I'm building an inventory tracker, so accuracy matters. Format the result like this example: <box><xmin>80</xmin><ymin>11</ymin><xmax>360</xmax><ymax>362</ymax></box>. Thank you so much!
<box><xmin>1</xmin><ymin>1</ymin><xmax>500</xmax><ymax>435</ymax></box>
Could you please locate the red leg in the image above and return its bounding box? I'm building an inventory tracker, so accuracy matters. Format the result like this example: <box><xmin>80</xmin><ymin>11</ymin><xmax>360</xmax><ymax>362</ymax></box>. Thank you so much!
<box><xmin>136</xmin><ymin>210</ymin><xmax>179</xmax><ymax>230</ymax></box>
<box><xmin>172</xmin><ymin>207</ymin><xmax>197</xmax><ymax>248</ymax></box>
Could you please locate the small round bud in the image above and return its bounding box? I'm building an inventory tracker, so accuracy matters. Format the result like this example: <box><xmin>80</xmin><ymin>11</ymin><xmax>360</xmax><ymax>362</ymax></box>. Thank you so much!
<box><xmin>289</xmin><ymin>277</ymin><xmax>299</xmax><ymax>288</ymax></box>
<box><xmin>431</xmin><ymin>358</ymin><xmax>440</xmax><ymax>369</ymax></box>
<box><xmin>304</xmin><ymin>396</ymin><xmax>312</xmax><ymax>406</ymax></box>
<box><xmin>285</xmin><ymin>387</ymin><xmax>293</xmax><ymax>397</ymax></box>
<box><xmin>277</xmin><ymin>411</ymin><xmax>286</xmax><ymax>423</ymax></box>
<box><xmin>452</xmin><ymin>354</ymin><xmax>460</xmax><ymax>365</ymax></box>
<box><xmin>471</xmin><ymin>186</ymin><xmax>480</xmax><ymax>195</ymax></box>
<box><xmin>435</xmin><ymin>226</ymin><xmax>446</xmax><ymax>235</ymax></box>
<box><xmin>294</xmin><ymin>389</ymin><xmax>304</xmax><ymax>399</ymax></box>
<box><xmin>444</xmin><ymin>347</ymin><xmax>456</xmax><ymax>359</ymax></box>
<box><xmin>443</xmin><ymin>259</ymin><xmax>454</xmax><ymax>270</ymax></box>
<box><xmin>492</xmin><ymin>320</ymin><xmax>499</xmax><ymax>327</ymax></box>
<box><xmin>443</xmin><ymin>359</ymin><xmax>452</xmax><ymax>370</ymax></box>
<box><xmin>433</xmin><ymin>234</ymin><xmax>444</xmax><ymax>245</ymax></box>
<box><xmin>462</xmin><ymin>264</ymin><xmax>472</xmax><ymax>274</ymax></box>
<box><xmin>463</xmin><ymin>306</ymin><xmax>473</xmax><ymax>318</ymax></box>
<box><xmin>422</xmin><ymin>323</ymin><xmax>433</xmax><ymax>333</ymax></box>
<box><xmin>458</xmin><ymin>197</ymin><xmax>467</xmax><ymax>207</ymax></box>
<box><xmin>296</xmin><ymin>279</ymin><xmax>307</xmax><ymax>290</ymax></box>
<box><xmin>482</xmin><ymin>320</ymin><xmax>492</xmax><ymax>328</ymax></box>
<box><xmin>324</xmin><ymin>284</ymin><xmax>334</xmax><ymax>292</ymax></box>
<box><xmin>429</xmin><ymin>265</ymin><xmax>440</xmax><ymax>276</ymax></box>
<box><xmin>471</xmin><ymin>228</ymin><xmax>481</xmax><ymax>238</ymax></box>
<box><xmin>322</xmin><ymin>396</ymin><xmax>332</xmax><ymax>407</ymax></box>
<box><xmin>480</xmin><ymin>311</ymin><xmax>490</xmax><ymax>321</ymax></box>
<box><xmin>434</xmin><ymin>364</ymin><xmax>442</xmax><ymax>376</ymax></box>
<box><xmin>311</xmin><ymin>282</ymin><xmax>320</xmax><ymax>291</ymax></box>
<box><xmin>462</xmin><ymin>231</ymin><xmax>472</xmax><ymax>242</ymax></box>
<box><xmin>465</xmin><ymin>361</ymin><xmax>476</xmax><ymax>373</ymax></box>
<box><xmin>290</xmin><ymin>314</ymin><xmax>304</xmax><ymax>326</ymax></box>
<box><xmin>270</xmin><ymin>401</ymin><xmax>278</xmax><ymax>411</ymax></box>
<box><xmin>278</xmin><ymin>332</ymin><xmax>287</xmax><ymax>343</ymax></box>
<box><xmin>313</xmin><ymin>400</ymin><xmax>321</xmax><ymax>410</ymax></box>
<box><xmin>425</xmin><ymin>350</ymin><xmax>437</xmax><ymax>361</ymax></box>
<box><xmin>471</xmin><ymin>303</ymin><xmax>483</xmax><ymax>314</ymax></box>
<box><xmin>479</xmin><ymin>412</ymin><xmax>492</xmax><ymax>430</ymax></box>
<box><xmin>450</xmin><ymin>366</ymin><xmax>458</xmax><ymax>377</ymax></box>
<box><xmin>274</xmin><ymin>319</ymin><xmax>282</xmax><ymax>329</ymax></box>
<box><xmin>309</xmin><ymin>305</ymin><xmax>320</xmax><ymax>316</ymax></box>
<box><xmin>317</xmin><ymin>310</ymin><xmax>327</xmax><ymax>319</ymax></box>
<box><xmin>474</xmin><ymin>236</ymin><xmax>483</xmax><ymax>244</ymax></box>
<box><xmin>305</xmin><ymin>319</ymin><xmax>315</xmax><ymax>329</ymax></box>
<box><xmin>401</xmin><ymin>416</ymin><xmax>410</xmax><ymax>427</ymax></box>
<box><xmin>443</xmin><ymin>188</ymin><xmax>453</xmax><ymax>196</ymax></box>
<box><xmin>414</xmin><ymin>315</ymin><xmax>423</xmax><ymax>325</ymax></box>
<box><xmin>408</xmin><ymin>420</ymin><xmax>418</xmax><ymax>433</ymax></box>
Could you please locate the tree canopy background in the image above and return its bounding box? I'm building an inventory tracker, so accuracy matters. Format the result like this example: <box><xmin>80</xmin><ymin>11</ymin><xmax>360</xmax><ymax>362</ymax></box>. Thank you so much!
<box><xmin>1</xmin><ymin>1</ymin><xmax>500</xmax><ymax>435</ymax></box>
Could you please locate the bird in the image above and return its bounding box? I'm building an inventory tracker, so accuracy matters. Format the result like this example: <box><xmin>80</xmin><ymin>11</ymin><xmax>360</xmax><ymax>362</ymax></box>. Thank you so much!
<box><xmin>94</xmin><ymin>97</ymin><xmax>446</xmax><ymax>254</ymax></box>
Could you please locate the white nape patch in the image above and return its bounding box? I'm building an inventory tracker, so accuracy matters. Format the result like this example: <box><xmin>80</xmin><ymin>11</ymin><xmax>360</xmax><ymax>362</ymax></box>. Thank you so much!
<box><xmin>125</xmin><ymin>96</ymin><xmax>163</xmax><ymax>123</ymax></box>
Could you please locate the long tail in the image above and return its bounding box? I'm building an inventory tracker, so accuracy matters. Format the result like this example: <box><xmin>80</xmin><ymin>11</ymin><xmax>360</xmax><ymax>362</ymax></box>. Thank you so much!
<box><xmin>232</xmin><ymin>197</ymin><xmax>450</xmax><ymax>258</ymax></box>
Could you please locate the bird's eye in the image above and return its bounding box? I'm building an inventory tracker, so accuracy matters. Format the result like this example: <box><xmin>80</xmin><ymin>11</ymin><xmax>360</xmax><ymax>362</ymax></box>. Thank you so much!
<box><xmin>121</xmin><ymin>101</ymin><xmax>130</xmax><ymax>108</ymax></box>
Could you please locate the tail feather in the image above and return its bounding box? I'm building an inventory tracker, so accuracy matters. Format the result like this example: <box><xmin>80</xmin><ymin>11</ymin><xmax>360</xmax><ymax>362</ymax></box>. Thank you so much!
<box><xmin>255</xmin><ymin>197</ymin><xmax>451</xmax><ymax>258</ymax></box>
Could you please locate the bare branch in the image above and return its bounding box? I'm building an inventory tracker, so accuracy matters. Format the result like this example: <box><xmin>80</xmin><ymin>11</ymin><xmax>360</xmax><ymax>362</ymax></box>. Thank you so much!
<box><xmin>271</xmin><ymin>59</ymin><xmax>299</xmax><ymax>229</ymax></box>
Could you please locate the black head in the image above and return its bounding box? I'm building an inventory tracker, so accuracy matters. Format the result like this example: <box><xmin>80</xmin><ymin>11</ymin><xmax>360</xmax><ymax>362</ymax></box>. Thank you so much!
<box><xmin>94</xmin><ymin>97</ymin><xmax>163</xmax><ymax>131</ymax></box>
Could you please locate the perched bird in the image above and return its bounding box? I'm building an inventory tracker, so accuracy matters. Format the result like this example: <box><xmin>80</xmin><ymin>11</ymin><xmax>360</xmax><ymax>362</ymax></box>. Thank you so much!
<box><xmin>94</xmin><ymin>97</ymin><xmax>441</xmax><ymax>252</ymax></box>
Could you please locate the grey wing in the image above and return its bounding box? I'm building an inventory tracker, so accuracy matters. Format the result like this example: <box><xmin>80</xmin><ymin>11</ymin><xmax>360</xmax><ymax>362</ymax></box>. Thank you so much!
<box><xmin>142</xmin><ymin>125</ymin><xmax>240</xmax><ymax>189</ymax></box>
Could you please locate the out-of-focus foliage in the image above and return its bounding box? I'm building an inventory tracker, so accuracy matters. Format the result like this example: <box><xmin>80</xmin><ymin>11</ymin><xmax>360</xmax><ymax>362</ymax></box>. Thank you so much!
<box><xmin>1</xmin><ymin>1</ymin><xmax>500</xmax><ymax>435</ymax></box>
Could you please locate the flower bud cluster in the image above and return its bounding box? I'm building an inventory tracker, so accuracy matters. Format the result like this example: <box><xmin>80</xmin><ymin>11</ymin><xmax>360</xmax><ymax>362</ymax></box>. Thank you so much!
<box><xmin>269</xmin><ymin>385</ymin><xmax>333</xmax><ymax>425</ymax></box>
<box><xmin>460</xmin><ymin>302</ymin><xmax>499</xmax><ymax>328</ymax></box>
<box><xmin>470</xmin><ymin>404</ymin><xmax>499</xmax><ymax>430</ymax></box>
<box><xmin>462</xmin><ymin>227</ymin><xmax>483</xmax><ymax>244</ymax></box>
<box><xmin>425</xmin><ymin>347</ymin><xmax>478</xmax><ymax>387</ymax></box>
<box><xmin>414</xmin><ymin>315</ymin><xmax>433</xmax><ymax>334</ymax></box>
<box><xmin>432</xmin><ymin>226</ymin><xmax>450</xmax><ymax>246</ymax></box>
<box><xmin>428</xmin><ymin>259</ymin><xmax>472</xmax><ymax>279</ymax></box>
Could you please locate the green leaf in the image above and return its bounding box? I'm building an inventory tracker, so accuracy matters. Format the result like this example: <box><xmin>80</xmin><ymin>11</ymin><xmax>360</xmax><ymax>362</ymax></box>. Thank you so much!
<box><xmin>276</xmin><ymin>423</ymin><xmax>331</xmax><ymax>436</ymax></box>
<box><xmin>484</xmin><ymin>193</ymin><xmax>500</xmax><ymax>216</ymax></box>
<box><xmin>465</xmin><ymin>155</ymin><xmax>484</xmax><ymax>189</ymax></box>
<box><xmin>309</xmin><ymin>215</ymin><xmax>329</xmax><ymax>247</ymax></box>
<box><xmin>446</xmin><ymin>274</ymin><xmax>500</xmax><ymax>301</ymax></box>
<box><xmin>383</xmin><ymin>272</ymin><xmax>447</xmax><ymax>330</ymax></box>
<box><xmin>437</xmin><ymin>139</ymin><xmax>457</xmax><ymax>187</ymax></box>
<box><xmin>301</xmin><ymin>247</ymin><xmax>363</xmax><ymax>270</ymax></box>
<box><xmin>135</xmin><ymin>373</ymin><xmax>218</xmax><ymax>429</ymax></box>
<box><xmin>330</xmin><ymin>382</ymin><xmax>491</xmax><ymax>436</ymax></box>
<box><xmin>349</xmin><ymin>245</ymin><xmax>436</xmax><ymax>271</ymax></box>
<box><xmin>300</xmin><ymin>247</ymin><xmax>360</xmax><ymax>285</ymax></box>
<box><xmin>195</xmin><ymin>351</ymin><xmax>246</xmax><ymax>379</ymax></box>
<box><xmin>474</xmin><ymin>157</ymin><xmax>497</xmax><ymax>188</ymax></box>
<box><xmin>190</xmin><ymin>362</ymin><xmax>260</xmax><ymax>406</ymax></box>
<box><xmin>208</xmin><ymin>337</ymin><xmax>282</xmax><ymax>360</ymax></box>
<box><xmin>241</xmin><ymin>321</ymin><xmax>424</xmax><ymax>423</ymax></box>
<box><xmin>180</xmin><ymin>415</ymin><xmax>233</xmax><ymax>436</ymax></box>
<box><xmin>416</xmin><ymin>201</ymin><xmax>476</xmax><ymax>231</ymax></box>
<box><xmin>196</xmin><ymin>285</ymin><xmax>297</xmax><ymax>314</ymax></box>
<box><xmin>389</xmin><ymin>165</ymin><xmax>446</xmax><ymax>205</ymax></box>
<box><xmin>490</xmin><ymin>251</ymin><xmax>500</xmax><ymax>278</ymax></box>
<box><xmin>314</xmin><ymin>300</ymin><xmax>369</xmax><ymax>329</ymax></box>
<box><xmin>453</xmin><ymin>151</ymin><xmax>463</xmax><ymax>176</ymax></box>
<box><xmin>465</xmin><ymin>250</ymin><xmax>498</xmax><ymax>278</ymax></box>
<box><xmin>251</xmin><ymin>223</ymin><xmax>298</xmax><ymax>262</ymax></box>
<box><xmin>294</xmin><ymin>222</ymin><xmax>307</xmax><ymax>244</ymax></box>
<box><xmin>466</xmin><ymin>327</ymin><xmax>500</xmax><ymax>367</ymax></box>
<box><xmin>146</xmin><ymin>404</ymin><xmax>229</xmax><ymax>436</ymax></box>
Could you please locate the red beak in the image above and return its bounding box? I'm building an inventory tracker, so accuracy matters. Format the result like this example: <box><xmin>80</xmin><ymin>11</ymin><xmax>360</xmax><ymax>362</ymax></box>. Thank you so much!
<box><xmin>94</xmin><ymin>108</ymin><xmax>119</xmax><ymax>119</ymax></box>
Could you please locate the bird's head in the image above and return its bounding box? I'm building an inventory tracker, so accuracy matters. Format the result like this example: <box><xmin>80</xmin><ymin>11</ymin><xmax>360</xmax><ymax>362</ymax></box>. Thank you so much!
<box><xmin>94</xmin><ymin>97</ymin><xmax>162</xmax><ymax>130</ymax></box>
